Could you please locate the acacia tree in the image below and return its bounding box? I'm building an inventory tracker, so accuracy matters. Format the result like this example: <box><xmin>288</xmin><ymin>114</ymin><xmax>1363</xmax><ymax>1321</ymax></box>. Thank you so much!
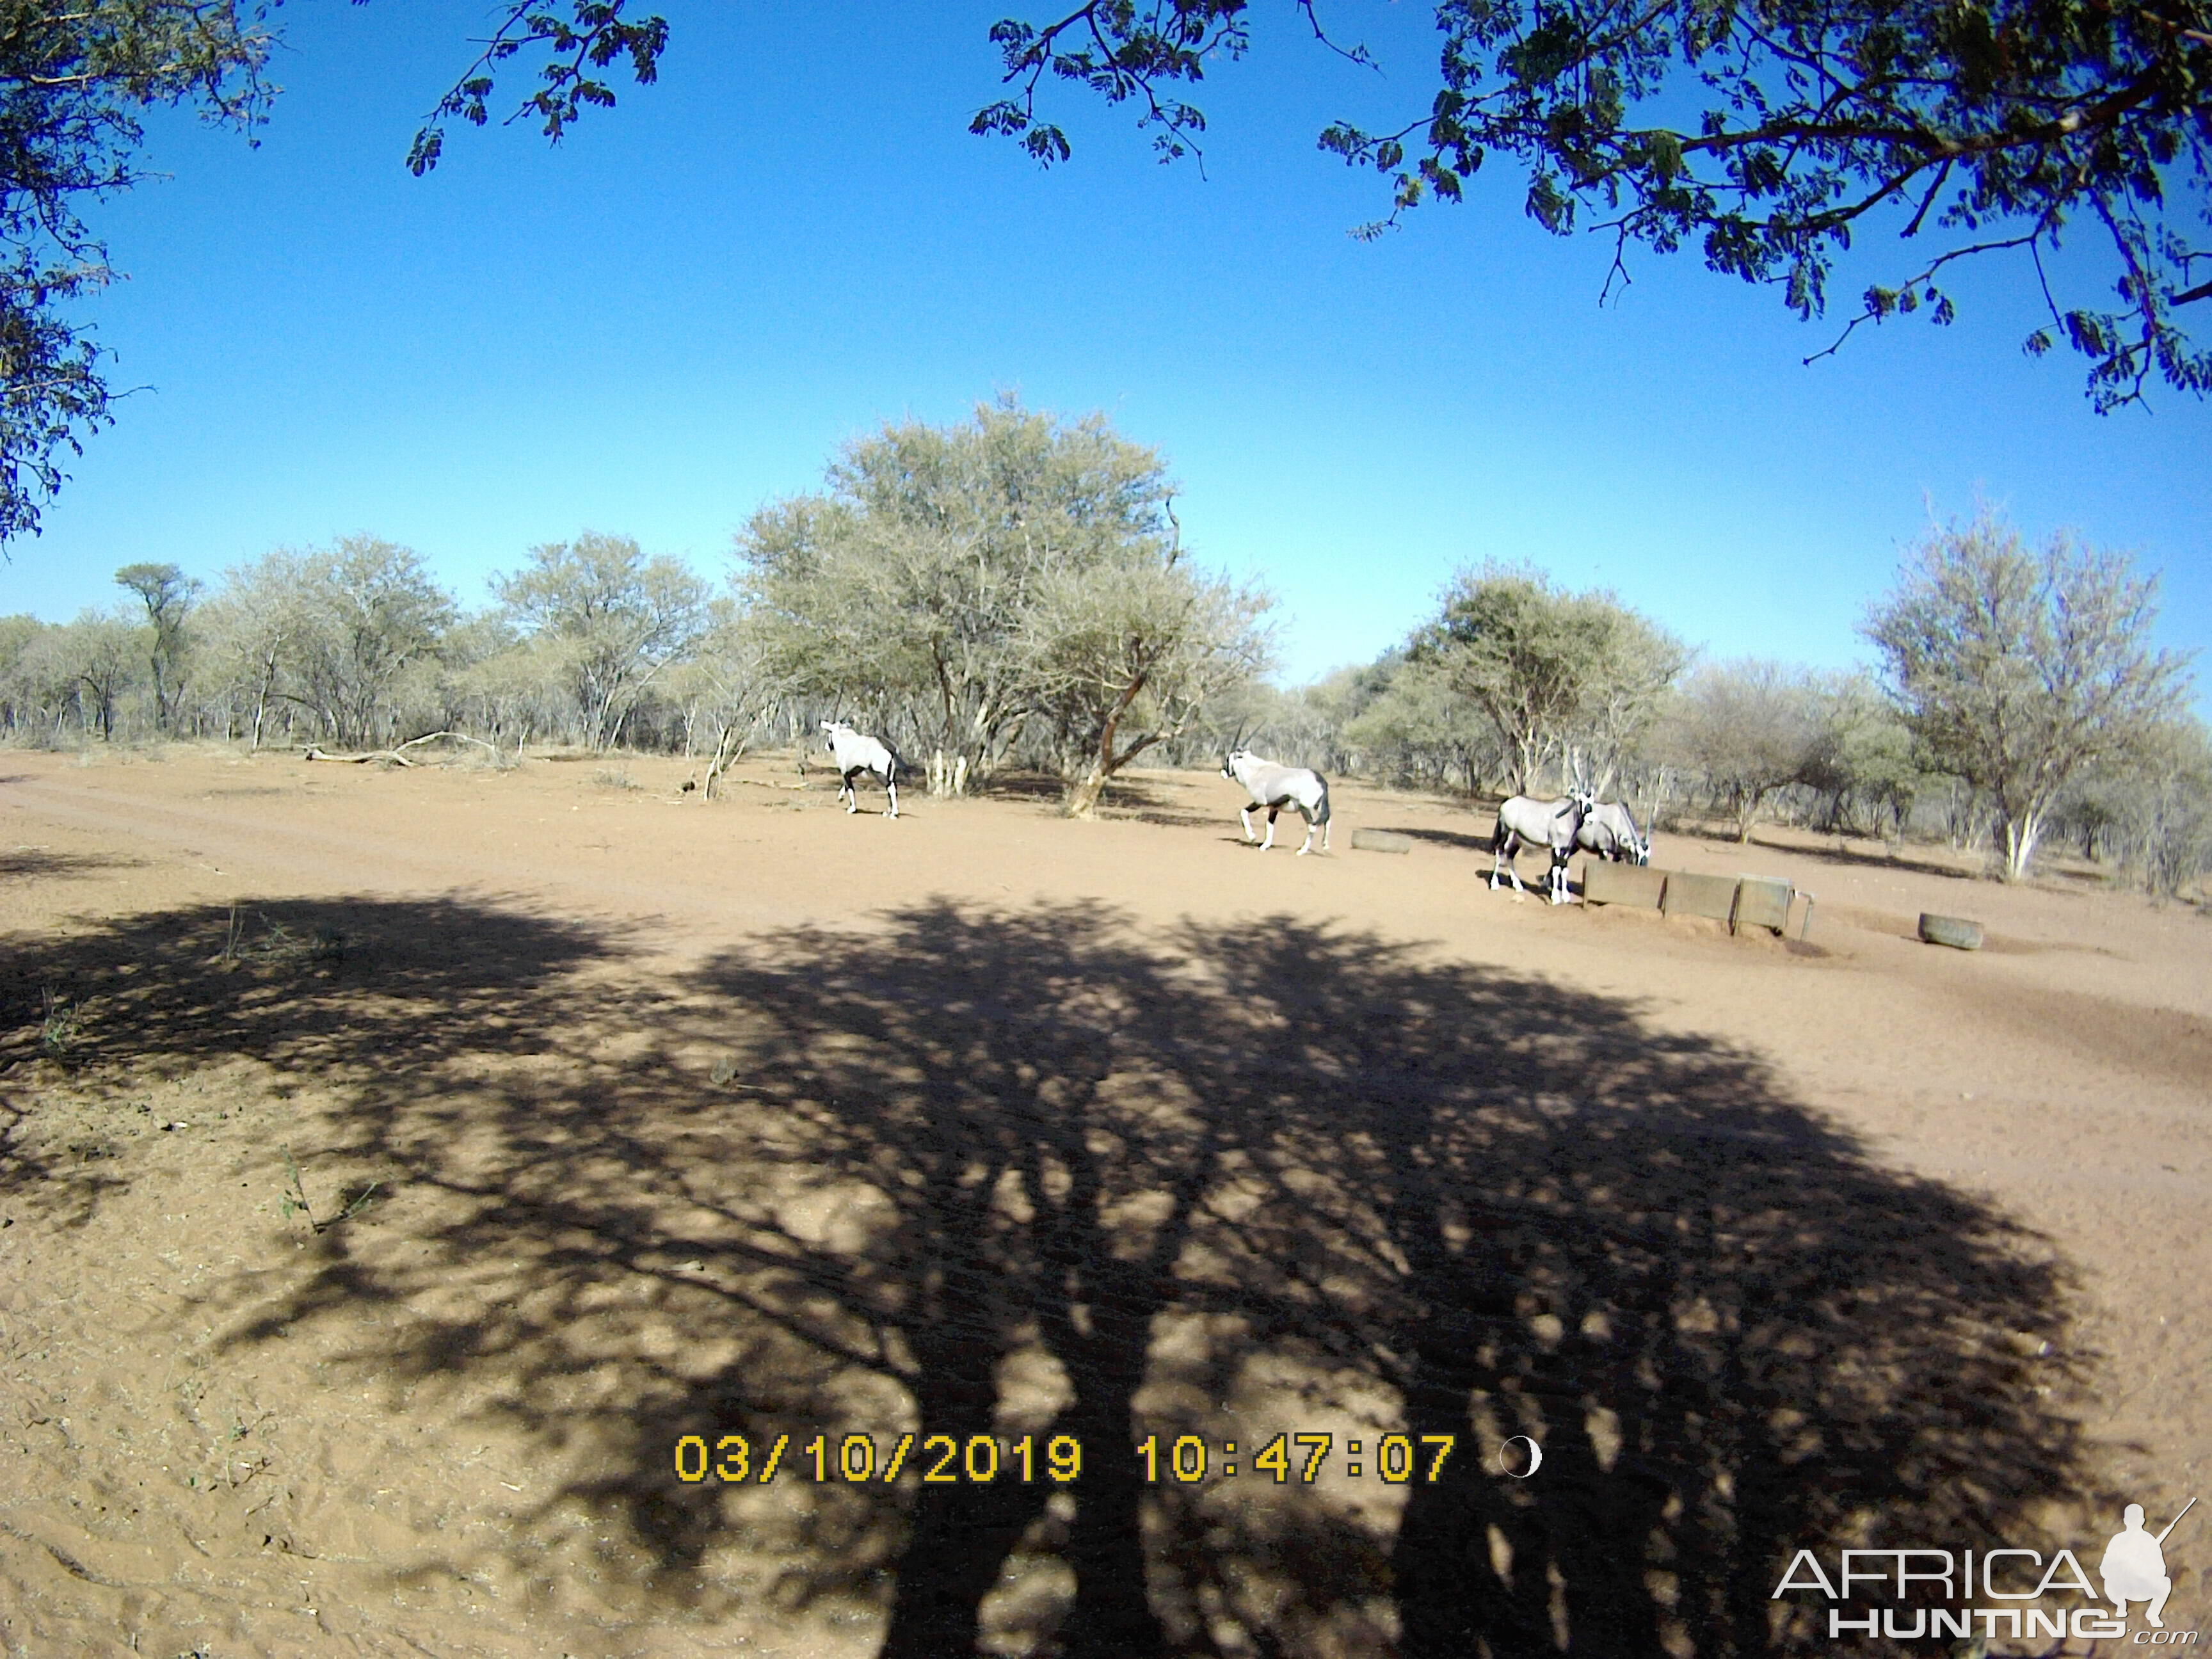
<box><xmin>281</xmin><ymin>536</ymin><xmax>456</xmax><ymax>747</ymax></box>
<box><xmin>1863</xmin><ymin>511</ymin><xmax>2193</xmax><ymax>879</ymax></box>
<box><xmin>1662</xmin><ymin>661</ymin><xmax>1825</xmax><ymax>842</ymax></box>
<box><xmin>662</xmin><ymin>600</ymin><xmax>787</xmax><ymax>796</ymax></box>
<box><xmin>4</xmin><ymin>620</ymin><xmax>74</xmax><ymax>739</ymax></box>
<box><xmin>1342</xmin><ymin>652</ymin><xmax>1504</xmax><ymax>792</ymax></box>
<box><xmin>195</xmin><ymin>550</ymin><xmax>314</xmax><ymax>748</ymax></box>
<box><xmin>0</xmin><ymin>1</ymin><xmax>272</xmax><ymax>546</ymax></box>
<box><xmin>1799</xmin><ymin>676</ymin><xmax>1925</xmax><ymax>838</ymax></box>
<box><xmin>976</xmin><ymin>0</ymin><xmax>2212</xmax><ymax>408</ymax></box>
<box><xmin>1413</xmin><ymin>566</ymin><xmax>1685</xmax><ymax>794</ymax></box>
<box><xmin>45</xmin><ymin>610</ymin><xmax>143</xmax><ymax>739</ymax></box>
<box><xmin>1023</xmin><ymin>543</ymin><xmax>1272</xmax><ymax>818</ymax></box>
<box><xmin>739</xmin><ymin>399</ymin><xmax>1196</xmax><ymax>796</ymax></box>
<box><xmin>115</xmin><ymin>561</ymin><xmax>199</xmax><ymax>733</ymax></box>
<box><xmin>2114</xmin><ymin>719</ymin><xmax>2212</xmax><ymax>896</ymax></box>
<box><xmin>0</xmin><ymin>612</ymin><xmax>41</xmax><ymax>734</ymax></box>
<box><xmin>493</xmin><ymin>532</ymin><xmax>710</xmax><ymax>751</ymax></box>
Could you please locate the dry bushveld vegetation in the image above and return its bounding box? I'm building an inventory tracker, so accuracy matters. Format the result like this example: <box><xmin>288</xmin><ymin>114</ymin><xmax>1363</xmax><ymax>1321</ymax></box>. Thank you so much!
<box><xmin>5</xmin><ymin>403</ymin><xmax>2205</xmax><ymax>896</ymax></box>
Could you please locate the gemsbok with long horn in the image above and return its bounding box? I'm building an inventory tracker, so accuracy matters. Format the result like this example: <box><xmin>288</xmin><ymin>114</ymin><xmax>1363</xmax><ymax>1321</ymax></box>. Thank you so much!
<box><xmin>1222</xmin><ymin>747</ymin><xmax>1333</xmax><ymax>856</ymax></box>
<box><xmin>821</xmin><ymin>720</ymin><xmax>901</xmax><ymax>817</ymax></box>
<box><xmin>1575</xmin><ymin>799</ymin><xmax>1651</xmax><ymax>865</ymax></box>
<box><xmin>1489</xmin><ymin>790</ymin><xmax>1593</xmax><ymax>903</ymax></box>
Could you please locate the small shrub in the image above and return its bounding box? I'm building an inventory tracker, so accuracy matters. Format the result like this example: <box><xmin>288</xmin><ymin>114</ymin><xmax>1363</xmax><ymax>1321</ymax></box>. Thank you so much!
<box><xmin>218</xmin><ymin>908</ymin><xmax>346</xmax><ymax>970</ymax></box>
<box><xmin>279</xmin><ymin>1144</ymin><xmax>380</xmax><ymax>1233</ymax></box>
<box><xmin>38</xmin><ymin>988</ymin><xmax>79</xmax><ymax>1059</ymax></box>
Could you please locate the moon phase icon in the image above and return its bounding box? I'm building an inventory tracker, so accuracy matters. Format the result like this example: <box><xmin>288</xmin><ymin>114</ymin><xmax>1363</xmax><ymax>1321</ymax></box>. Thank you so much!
<box><xmin>1499</xmin><ymin>1436</ymin><xmax>1543</xmax><ymax>1479</ymax></box>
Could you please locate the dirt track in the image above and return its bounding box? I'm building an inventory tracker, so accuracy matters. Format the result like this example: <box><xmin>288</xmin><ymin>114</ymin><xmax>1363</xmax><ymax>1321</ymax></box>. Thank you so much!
<box><xmin>2</xmin><ymin>745</ymin><xmax>2206</xmax><ymax>1657</ymax></box>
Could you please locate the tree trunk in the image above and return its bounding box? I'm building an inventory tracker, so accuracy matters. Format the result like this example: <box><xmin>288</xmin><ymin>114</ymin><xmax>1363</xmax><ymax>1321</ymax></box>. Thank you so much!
<box><xmin>1066</xmin><ymin>675</ymin><xmax>1151</xmax><ymax>820</ymax></box>
<box><xmin>1735</xmin><ymin>785</ymin><xmax>1767</xmax><ymax>844</ymax></box>
<box><xmin>1064</xmin><ymin>763</ymin><xmax>1109</xmax><ymax>820</ymax></box>
<box><xmin>701</xmin><ymin>722</ymin><xmax>743</xmax><ymax>799</ymax></box>
<box><xmin>2002</xmin><ymin>810</ymin><xmax>2044</xmax><ymax>881</ymax></box>
<box><xmin>926</xmin><ymin>749</ymin><xmax>972</xmax><ymax>798</ymax></box>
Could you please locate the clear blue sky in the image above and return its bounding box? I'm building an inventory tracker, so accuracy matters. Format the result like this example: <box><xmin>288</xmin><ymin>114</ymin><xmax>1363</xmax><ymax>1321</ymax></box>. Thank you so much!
<box><xmin>7</xmin><ymin>1</ymin><xmax>2207</xmax><ymax>694</ymax></box>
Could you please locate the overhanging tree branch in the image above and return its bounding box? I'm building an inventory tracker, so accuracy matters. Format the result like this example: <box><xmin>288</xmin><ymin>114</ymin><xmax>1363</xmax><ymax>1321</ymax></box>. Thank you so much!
<box><xmin>979</xmin><ymin>0</ymin><xmax>2212</xmax><ymax>407</ymax></box>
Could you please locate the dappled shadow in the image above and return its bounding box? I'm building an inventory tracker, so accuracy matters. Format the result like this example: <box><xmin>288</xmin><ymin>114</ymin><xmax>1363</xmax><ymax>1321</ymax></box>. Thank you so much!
<box><xmin>0</xmin><ymin>899</ymin><xmax>626</xmax><ymax>1209</ymax></box>
<box><xmin>974</xmin><ymin>771</ymin><xmax>1068</xmax><ymax>804</ymax></box>
<box><xmin>0</xmin><ymin>848</ymin><xmax>140</xmax><ymax>881</ymax></box>
<box><xmin>5</xmin><ymin>895</ymin><xmax>2102</xmax><ymax>1655</ymax></box>
<box><xmin>954</xmin><ymin>769</ymin><xmax>1221</xmax><ymax>826</ymax></box>
<box><xmin>0</xmin><ymin>897</ymin><xmax>620</xmax><ymax>1083</ymax></box>
<box><xmin>1370</xmin><ymin>822</ymin><xmax>1494</xmax><ymax>854</ymax></box>
<box><xmin>1095</xmin><ymin>775</ymin><xmax>1217</xmax><ymax>826</ymax></box>
<box><xmin>1107</xmin><ymin>806</ymin><xmax>1220</xmax><ymax>829</ymax></box>
<box><xmin>1663</xmin><ymin>830</ymin><xmax>1980</xmax><ymax>885</ymax></box>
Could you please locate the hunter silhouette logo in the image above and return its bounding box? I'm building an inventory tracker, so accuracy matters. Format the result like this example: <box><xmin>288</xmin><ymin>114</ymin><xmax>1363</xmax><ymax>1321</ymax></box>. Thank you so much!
<box><xmin>1770</xmin><ymin>1492</ymin><xmax>2200</xmax><ymax>1644</ymax></box>
<box><xmin>2103</xmin><ymin>1497</ymin><xmax>2194</xmax><ymax>1630</ymax></box>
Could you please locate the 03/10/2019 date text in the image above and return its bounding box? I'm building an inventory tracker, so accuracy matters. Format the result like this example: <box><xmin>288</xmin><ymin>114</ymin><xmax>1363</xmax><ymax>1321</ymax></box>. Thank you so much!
<box><xmin>674</xmin><ymin>1432</ymin><xmax>1082</xmax><ymax>1486</ymax></box>
<box><xmin>673</xmin><ymin>1432</ymin><xmax>1464</xmax><ymax>1486</ymax></box>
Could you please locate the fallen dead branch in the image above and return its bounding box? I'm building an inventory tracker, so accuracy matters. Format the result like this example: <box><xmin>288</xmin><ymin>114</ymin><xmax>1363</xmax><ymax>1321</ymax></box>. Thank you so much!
<box><xmin>301</xmin><ymin>731</ymin><xmax>502</xmax><ymax>767</ymax></box>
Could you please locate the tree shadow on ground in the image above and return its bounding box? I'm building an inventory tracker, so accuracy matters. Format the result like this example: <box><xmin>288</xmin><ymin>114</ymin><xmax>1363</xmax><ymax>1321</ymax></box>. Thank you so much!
<box><xmin>1112</xmin><ymin>809</ymin><xmax>1221</xmax><ymax>830</ymax></box>
<box><xmin>958</xmin><ymin>769</ymin><xmax>1219</xmax><ymax>826</ymax></box>
<box><xmin>3</xmin><ymin>897</ymin><xmax>2100</xmax><ymax>1656</ymax></box>
<box><xmin>1659</xmin><ymin>829</ymin><xmax>1981</xmax><ymax>885</ymax></box>
<box><xmin>0</xmin><ymin>897</ymin><xmax>622</xmax><ymax>1206</ymax></box>
<box><xmin>0</xmin><ymin>849</ymin><xmax>141</xmax><ymax>881</ymax></box>
<box><xmin>1370</xmin><ymin>823</ymin><xmax>1494</xmax><ymax>854</ymax></box>
<box><xmin>974</xmin><ymin>771</ymin><xmax>1069</xmax><ymax>804</ymax></box>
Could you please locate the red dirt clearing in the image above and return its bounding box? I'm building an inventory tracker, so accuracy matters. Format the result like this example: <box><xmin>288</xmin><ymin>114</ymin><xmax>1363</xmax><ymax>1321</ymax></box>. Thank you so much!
<box><xmin>2</xmin><ymin>745</ymin><xmax>2206</xmax><ymax>1658</ymax></box>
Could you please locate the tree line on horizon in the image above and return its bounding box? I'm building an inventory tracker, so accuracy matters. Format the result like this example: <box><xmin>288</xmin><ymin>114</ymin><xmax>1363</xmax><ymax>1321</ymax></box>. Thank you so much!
<box><xmin>1</xmin><ymin>401</ymin><xmax>2204</xmax><ymax>892</ymax></box>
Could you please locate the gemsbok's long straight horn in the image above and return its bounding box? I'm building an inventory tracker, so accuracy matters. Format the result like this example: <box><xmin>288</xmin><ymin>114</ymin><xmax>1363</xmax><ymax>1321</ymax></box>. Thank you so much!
<box><xmin>2156</xmin><ymin>1496</ymin><xmax>2197</xmax><ymax>1544</ymax></box>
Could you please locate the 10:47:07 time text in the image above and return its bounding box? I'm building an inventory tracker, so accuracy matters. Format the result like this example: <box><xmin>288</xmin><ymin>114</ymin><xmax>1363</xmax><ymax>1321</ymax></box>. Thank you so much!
<box><xmin>1138</xmin><ymin>1432</ymin><xmax>1459</xmax><ymax>1484</ymax></box>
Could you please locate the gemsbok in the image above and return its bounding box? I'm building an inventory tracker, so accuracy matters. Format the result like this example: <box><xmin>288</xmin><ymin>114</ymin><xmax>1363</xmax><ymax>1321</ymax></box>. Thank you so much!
<box><xmin>1222</xmin><ymin>749</ymin><xmax>1333</xmax><ymax>856</ymax></box>
<box><xmin>1489</xmin><ymin>792</ymin><xmax>1592</xmax><ymax>904</ymax></box>
<box><xmin>1575</xmin><ymin>799</ymin><xmax>1651</xmax><ymax>865</ymax></box>
<box><xmin>820</xmin><ymin>720</ymin><xmax>901</xmax><ymax>817</ymax></box>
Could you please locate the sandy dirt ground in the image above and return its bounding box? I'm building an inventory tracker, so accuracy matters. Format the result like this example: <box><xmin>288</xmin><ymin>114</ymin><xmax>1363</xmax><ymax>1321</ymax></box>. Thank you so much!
<box><xmin>1</xmin><ymin>742</ymin><xmax>2206</xmax><ymax>1659</ymax></box>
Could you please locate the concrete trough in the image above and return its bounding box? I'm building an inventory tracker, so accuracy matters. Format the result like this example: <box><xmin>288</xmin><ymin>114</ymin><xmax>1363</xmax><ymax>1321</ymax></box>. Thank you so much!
<box><xmin>1918</xmin><ymin>913</ymin><xmax>1985</xmax><ymax>950</ymax></box>
<box><xmin>1662</xmin><ymin>871</ymin><xmax>1740</xmax><ymax>924</ymax></box>
<box><xmin>1350</xmin><ymin>828</ymin><xmax>1414</xmax><ymax>854</ymax></box>
<box><xmin>1582</xmin><ymin>861</ymin><xmax>1667</xmax><ymax>910</ymax></box>
<box><xmin>1733</xmin><ymin>876</ymin><xmax>1793</xmax><ymax>935</ymax></box>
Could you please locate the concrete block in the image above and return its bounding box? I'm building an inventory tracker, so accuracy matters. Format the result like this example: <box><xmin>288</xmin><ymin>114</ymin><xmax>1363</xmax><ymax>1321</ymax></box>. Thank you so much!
<box><xmin>1350</xmin><ymin>828</ymin><xmax>1413</xmax><ymax>854</ymax></box>
<box><xmin>1583</xmin><ymin>861</ymin><xmax>1667</xmax><ymax>909</ymax></box>
<box><xmin>1733</xmin><ymin>876</ymin><xmax>1793</xmax><ymax>934</ymax></box>
<box><xmin>1918</xmin><ymin>913</ymin><xmax>1985</xmax><ymax>950</ymax></box>
<box><xmin>1663</xmin><ymin>871</ymin><xmax>1739</xmax><ymax>923</ymax></box>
